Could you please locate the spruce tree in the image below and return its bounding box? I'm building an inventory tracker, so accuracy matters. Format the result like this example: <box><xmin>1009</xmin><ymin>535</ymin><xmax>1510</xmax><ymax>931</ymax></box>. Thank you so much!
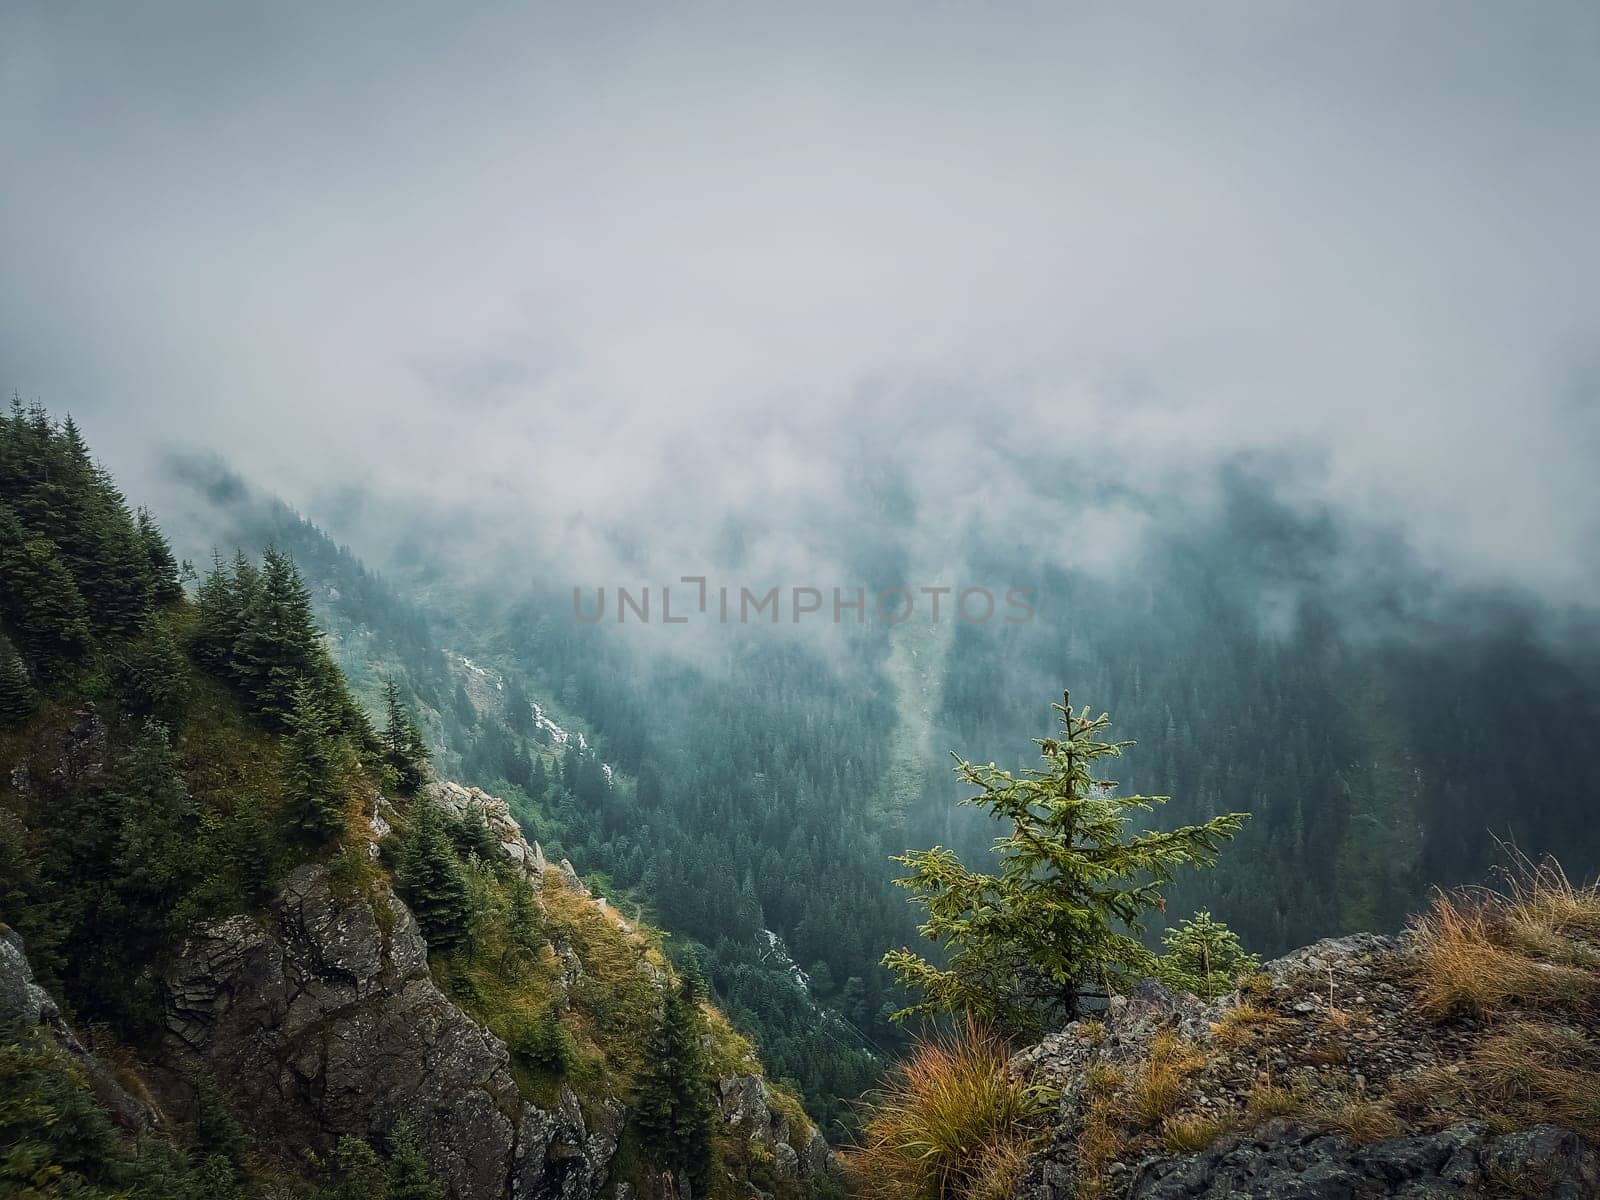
<box><xmin>400</xmin><ymin>799</ymin><xmax>472</xmax><ymax>952</ymax></box>
<box><xmin>0</xmin><ymin>506</ymin><xmax>91</xmax><ymax>673</ymax></box>
<box><xmin>381</xmin><ymin>679</ymin><xmax>431</xmax><ymax>794</ymax></box>
<box><xmin>136</xmin><ymin>507</ymin><xmax>184</xmax><ymax>604</ymax></box>
<box><xmin>0</xmin><ymin>642</ymin><xmax>36</xmax><ymax>727</ymax></box>
<box><xmin>882</xmin><ymin>692</ymin><xmax>1248</xmax><ymax>1035</ymax></box>
<box><xmin>191</xmin><ymin>551</ymin><xmax>242</xmax><ymax>670</ymax></box>
<box><xmin>285</xmin><ymin>683</ymin><xmax>348</xmax><ymax>843</ymax></box>
<box><xmin>635</xmin><ymin>975</ymin><xmax>715</xmax><ymax>1190</ymax></box>
<box><xmin>1154</xmin><ymin>910</ymin><xmax>1260</xmax><ymax>1000</ymax></box>
<box><xmin>233</xmin><ymin>547</ymin><xmax>320</xmax><ymax>725</ymax></box>
<box><xmin>386</xmin><ymin>1121</ymin><xmax>447</xmax><ymax>1200</ymax></box>
<box><xmin>112</xmin><ymin>615</ymin><xmax>191</xmax><ymax>722</ymax></box>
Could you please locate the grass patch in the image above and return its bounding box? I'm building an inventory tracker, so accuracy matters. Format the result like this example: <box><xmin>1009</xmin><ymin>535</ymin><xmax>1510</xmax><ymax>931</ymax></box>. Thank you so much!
<box><xmin>845</xmin><ymin>1020</ymin><xmax>1053</xmax><ymax>1200</ymax></box>
<box><xmin>1209</xmin><ymin>1002</ymin><xmax>1279</xmax><ymax>1049</ymax></box>
<box><xmin>1238</xmin><ymin>971</ymin><xmax>1275</xmax><ymax>1001</ymax></box>
<box><xmin>1242</xmin><ymin>1081</ymin><xmax>1302</xmax><ymax>1124</ymax></box>
<box><xmin>1126</xmin><ymin>1033</ymin><xmax>1202</xmax><ymax>1126</ymax></box>
<box><xmin>1072</xmin><ymin>1066</ymin><xmax>1128</xmax><ymax>1198</ymax></box>
<box><xmin>1159</xmin><ymin>1112</ymin><xmax>1229</xmax><ymax>1153</ymax></box>
<box><xmin>1430</xmin><ymin>1021</ymin><xmax>1600</xmax><ymax>1132</ymax></box>
<box><xmin>1411</xmin><ymin>855</ymin><xmax>1600</xmax><ymax>1020</ymax></box>
<box><xmin>1306</xmin><ymin>1097</ymin><xmax>1403</xmax><ymax>1144</ymax></box>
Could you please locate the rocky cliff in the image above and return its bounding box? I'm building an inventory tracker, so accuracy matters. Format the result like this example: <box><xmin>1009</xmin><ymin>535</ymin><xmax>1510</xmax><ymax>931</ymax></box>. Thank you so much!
<box><xmin>2</xmin><ymin>775</ymin><xmax>833</xmax><ymax>1200</ymax></box>
<box><xmin>1011</xmin><ymin>926</ymin><xmax>1600</xmax><ymax>1199</ymax></box>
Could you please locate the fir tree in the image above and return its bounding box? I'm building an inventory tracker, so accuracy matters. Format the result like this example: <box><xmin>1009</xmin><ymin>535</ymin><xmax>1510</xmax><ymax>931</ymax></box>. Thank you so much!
<box><xmin>1154</xmin><ymin>910</ymin><xmax>1260</xmax><ymax>1000</ymax></box>
<box><xmin>452</xmin><ymin>806</ymin><xmax>500</xmax><ymax>863</ymax></box>
<box><xmin>386</xmin><ymin>1121</ymin><xmax>447</xmax><ymax>1200</ymax></box>
<box><xmin>400</xmin><ymin>799</ymin><xmax>472</xmax><ymax>952</ymax></box>
<box><xmin>112</xmin><ymin>614</ymin><xmax>191</xmax><ymax>722</ymax></box>
<box><xmin>232</xmin><ymin>547</ymin><xmax>320</xmax><ymax>726</ymax></box>
<box><xmin>285</xmin><ymin>684</ymin><xmax>348</xmax><ymax>843</ymax></box>
<box><xmin>111</xmin><ymin>720</ymin><xmax>196</xmax><ymax>910</ymax></box>
<box><xmin>0</xmin><ymin>506</ymin><xmax>91</xmax><ymax>673</ymax></box>
<box><xmin>0</xmin><ymin>642</ymin><xmax>36</xmax><ymax>727</ymax></box>
<box><xmin>882</xmin><ymin>692</ymin><xmax>1248</xmax><ymax>1035</ymax></box>
<box><xmin>190</xmin><ymin>551</ymin><xmax>242</xmax><ymax>670</ymax></box>
<box><xmin>136</xmin><ymin>507</ymin><xmax>184</xmax><ymax>604</ymax></box>
<box><xmin>635</xmin><ymin>974</ymin><xmax>716</xmax><ymax>1190</ymax></box>
<box><xmin>381</xmin><ymin>679</ymin><xmax>431</xmax><ymax>794</ymax></box>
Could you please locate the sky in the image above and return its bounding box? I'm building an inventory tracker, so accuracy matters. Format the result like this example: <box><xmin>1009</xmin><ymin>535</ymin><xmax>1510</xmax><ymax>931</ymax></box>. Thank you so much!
<box><xmin>2</xmin><ymin>2</ymin><xmax>1598</xmax><ymax>604</ymax></box>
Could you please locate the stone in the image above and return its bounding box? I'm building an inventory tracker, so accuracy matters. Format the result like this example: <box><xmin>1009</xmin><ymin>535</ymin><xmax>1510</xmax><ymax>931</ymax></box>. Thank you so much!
<box><xmin>161</xmin><ymin>863</ymin><xmax>606</xmax><ymax>1200</ymax></box>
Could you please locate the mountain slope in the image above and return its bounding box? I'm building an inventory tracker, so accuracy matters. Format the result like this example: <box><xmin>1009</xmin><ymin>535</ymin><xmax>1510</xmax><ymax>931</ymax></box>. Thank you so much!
<box><xmin>0</xmin><ymin>406</ymin><xmax>833</xmax><ymax>1200</ymax></box>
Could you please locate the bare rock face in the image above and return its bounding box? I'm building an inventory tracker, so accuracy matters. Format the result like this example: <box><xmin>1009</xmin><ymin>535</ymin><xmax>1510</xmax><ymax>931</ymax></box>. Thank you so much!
<box><xmin>161</xmin><ymin>863</ymin><xmax>608</xmax><ymax>1200</ymax></box>
<box><xmin>716</xmin><ymin>1072</ymin><xmax>839</xmax><ymax>1181</ymax></box>
<box><xmin>1129</xmin><ymin>1120</ymin><xmax>1600</xmax><ymax>1199</ymax></box>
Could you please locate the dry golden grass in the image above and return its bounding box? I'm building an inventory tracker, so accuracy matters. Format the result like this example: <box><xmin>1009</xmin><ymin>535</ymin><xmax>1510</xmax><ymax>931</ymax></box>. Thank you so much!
<box><xmin>1306</xmin><ymin>1098</ymin><xmax>1403</xmax><ymax>1144</ymax></box>
<box><xmin>1126</xmin><ymin>1033</ymin><xmax>1204</xmax><ymax>1126</ymax></box>
<box><xmin>1076</xmin><ymin>1019</ymin><xmax>1108</xmax><ymax>1047</ymax></box>
<box><xmin>1243</xmin><ymin>1081</ymin><xmax>1302</xmax><ymax>1124</ymax></box>
<box><xmin>846</xmin><ymin>1019</ymin><xmax>1055</xmax><ymax>1200</ymax></box>
<box><xmin>1160</xmin><ymin>1112</ymin><xmax>1229</xmax><ymax>1153</ymax></box>
<box><xmin>1238</xmin><ymin>971</ymin><xmax>1276</xmax><ymax>1001</ymax></box>
<box><xmin>1504</xmin><ymin>853</ymin><xmax>1600</xmax><ymax>941</ymax></box>
<box><xmin>1456</xmin><ymin>1021</ymin><xmax>1600</xmax><ymax>1131</ymax></box>
<box><xmin>1411</xmin><ymin>855</ymin><xmax>1600</xmax><ymax>1019</ymax></box>
<box><xmin>1073</xmin><ymin>1081</ymin><xmax>1128</xmax><ymax>1198</ymax></box>
<box><xmin>1210</xmin><ymin>1001</ymin><xmax>1280</xmax><ymax>1049</ymax></box>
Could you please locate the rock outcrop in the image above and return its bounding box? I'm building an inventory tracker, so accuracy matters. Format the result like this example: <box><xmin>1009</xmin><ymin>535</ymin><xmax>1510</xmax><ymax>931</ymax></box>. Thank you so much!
<box><xmin>1129</xmin><ymin>1119</ymin><xmax>1600</xmax><ymax>1199</ymax></box>
<box><xmin>153</xmin><ymin>779</ymin><xmax>832</xmax><ymax>1199</ymax></box>
<box><xmin>1014</xmin><ymin>933</ymin><xmax>1600</xmax><ymax>1199</ymax></box>
<box><xmin>717</xmin><ymin>1073</ymin><xmax>836</xmax><ymax>1181</ymax></box>
<box><xmin>162</xmin><ymin>862</ymin><xmax>607</xmax><ymax>1200</ymax></box>
<box><xmin>426</xmin><ymin>780</ymin><xmax>547</xmax><ymax>883</ymax></box>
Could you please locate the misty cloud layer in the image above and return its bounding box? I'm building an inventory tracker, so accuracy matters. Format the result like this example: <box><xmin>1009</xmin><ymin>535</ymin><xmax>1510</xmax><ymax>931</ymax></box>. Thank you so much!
<box><xmin>3</xmin><ymin>2</ymin><xmax>1597</xmax><ymax>604</ymax></box>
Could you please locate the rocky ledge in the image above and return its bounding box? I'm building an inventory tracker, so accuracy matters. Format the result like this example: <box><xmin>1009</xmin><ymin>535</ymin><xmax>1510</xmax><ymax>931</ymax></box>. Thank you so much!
<box><xmin>1014</xmin><ymin>933</ymin><xmax>1599</xmax><ymax>1199</ymax></box>
<box><xmin>1128</xmin><ymin>1118</ymin><xmax>1598</xmax><ymax>1199</ymax></box>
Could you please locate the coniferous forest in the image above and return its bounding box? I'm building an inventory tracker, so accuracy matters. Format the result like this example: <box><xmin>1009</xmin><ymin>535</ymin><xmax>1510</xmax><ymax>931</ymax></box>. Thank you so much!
<box><xmin>5</xmin><ymin>5</ymin><xmax>1599</xmax><ymax>1196</ymax></box>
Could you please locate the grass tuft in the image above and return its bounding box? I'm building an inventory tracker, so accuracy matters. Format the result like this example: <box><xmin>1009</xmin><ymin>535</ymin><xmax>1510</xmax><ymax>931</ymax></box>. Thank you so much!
<box><xmin>1126</xmin><ymin>1033</ymin><xmax>1202</xmax><ymax>1126</ymax></box>
<box><xmin>1306</xmin><ymin>1098</ymin><xmax>1403</xmax><ymax>1144</ymax></box>
<box><xmin>1411</xmin><ymin>854</ymin><xmax>1600</xmax><ymax>1019</ymax></box>
<box><xmin>1242</xmin><ymin>1081</ymin><xmax>1302</xmax><ymax>1125</ymax></box>
<box><xmin>1210</xmin><ymin>1002</ymin><xmax>1279</xmax><ymax>1049</ymax></box>
<box><xmin>845</xmin><ymin>1019</ymin><xmax>1053</xmax><ymax>1200</ymax></box>
<box><xmin>1159</xmin><ymin>1112</ymin><xmax>1229</xmax><ymax>1153</ymax></box>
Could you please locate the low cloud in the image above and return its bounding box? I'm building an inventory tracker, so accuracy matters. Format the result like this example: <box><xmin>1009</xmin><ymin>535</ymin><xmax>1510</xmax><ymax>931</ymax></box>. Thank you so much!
<box><xmin>3</xmin><ymin>1</ymin><xmax>1597</xmax><ymax>608</ymax></box>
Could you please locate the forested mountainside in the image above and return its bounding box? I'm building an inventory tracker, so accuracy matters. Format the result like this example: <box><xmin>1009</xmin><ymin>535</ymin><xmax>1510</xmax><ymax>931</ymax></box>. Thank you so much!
<box><xmin>0</xmin><ymin>405</ymin><xmax>834</xmax><ymax>1200</ymax></box>
<box><xmin>150</xmin><ymin>446</ymin><xmax>1600</xmax><ymax>1140</ymax></box>
<box><xmin>154</xmin><ymin>452</ymin><xmax>903</xmax><ymax>1134</ymax></box>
